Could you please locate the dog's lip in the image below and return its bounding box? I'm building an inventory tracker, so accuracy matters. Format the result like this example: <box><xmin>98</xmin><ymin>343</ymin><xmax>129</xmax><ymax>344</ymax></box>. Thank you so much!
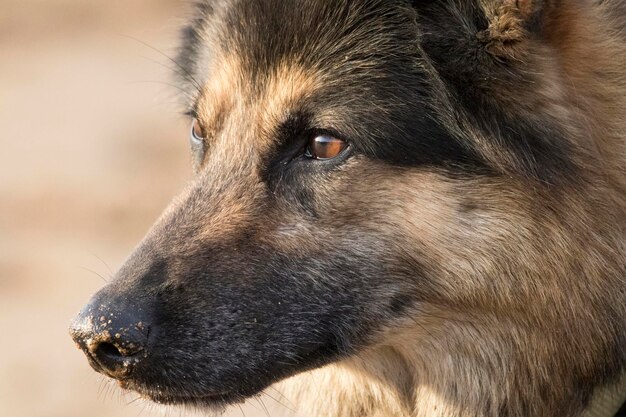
<box><xmin>119</xmin><ymin>380</ymin><xmax>242</xmax><ymax>405</ymax></box>
<box><xmin>147</xmin><ymin>391</ymin><xmax>236</xmax><ymax>405</ymax></box>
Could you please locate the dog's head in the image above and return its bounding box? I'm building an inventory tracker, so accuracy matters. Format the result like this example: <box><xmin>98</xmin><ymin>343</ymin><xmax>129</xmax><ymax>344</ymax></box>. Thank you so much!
<box><xmin>70</xmin><ymin>0</ymin><xmax>625</xmax><ymax>413</ymax></box>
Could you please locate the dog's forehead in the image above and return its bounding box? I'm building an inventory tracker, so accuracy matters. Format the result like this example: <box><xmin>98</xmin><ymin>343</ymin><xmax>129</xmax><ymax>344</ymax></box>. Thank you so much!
<box><xmin>176</xmin><ymin>0</ymin><xmax>441</xmax><ymax>157</ymax></box>
<box><xmin>179</xmin><ymin>0</ymin><xmax>425</xmax><ymax>104</ymax></box>
<box><xmin>217</xmin><ymin>1</ymin><xmax>417</xmax><ymax>72</ymax></box>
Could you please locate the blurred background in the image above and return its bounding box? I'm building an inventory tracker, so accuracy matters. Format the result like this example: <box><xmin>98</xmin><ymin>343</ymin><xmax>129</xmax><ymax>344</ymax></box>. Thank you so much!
<box><xmin>0</xmin><ymin>1</ymin><xmax>279</xmax><ymax>416</ymax></box>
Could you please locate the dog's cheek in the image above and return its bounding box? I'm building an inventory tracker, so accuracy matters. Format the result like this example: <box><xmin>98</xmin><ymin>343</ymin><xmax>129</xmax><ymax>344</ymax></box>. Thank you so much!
<box><xmin>345</xmin><ymin>167</ymin><xmax>571</xmax><ymax>314</ymax></box>
<box><xmin>307</xmin><ymin>163</ymin><xmax>536</xmax><ymax>309</ymax></box>
<box><xmin>309</xmin><ymin>163</ymin><xmax>457</xmax><ymax>287</ymax></box>
<box><xmin>255</xmin><ymin>164</ymin><xmax>447</xmax><ymax>323</ymax></box>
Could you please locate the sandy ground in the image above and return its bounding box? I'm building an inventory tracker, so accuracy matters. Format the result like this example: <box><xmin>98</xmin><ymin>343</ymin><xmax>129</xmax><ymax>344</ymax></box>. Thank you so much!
<box><xmin>0</xmin><ymin>1</ymin><xmax>282</xmax><ymax>416</ymax></box>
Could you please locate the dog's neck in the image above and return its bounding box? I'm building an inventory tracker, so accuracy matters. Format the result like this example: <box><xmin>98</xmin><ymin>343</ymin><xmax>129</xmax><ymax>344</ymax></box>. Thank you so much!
<box><xmin>274</xmin><ymin>330</ymin><xmax>626</xmax><ymax>417</ymax></box>
<box><xmin>584</xmin><ymin>374</ymin><xmax>626</xmax><ymax>417</ymax></box>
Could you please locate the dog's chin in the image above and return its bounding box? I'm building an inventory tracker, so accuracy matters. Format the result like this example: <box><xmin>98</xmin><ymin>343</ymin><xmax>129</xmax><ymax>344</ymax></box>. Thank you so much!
<box><xmin>118</xmin><ymin>380</ymin><xmax>248</xmax><ymax>408</ymax></box>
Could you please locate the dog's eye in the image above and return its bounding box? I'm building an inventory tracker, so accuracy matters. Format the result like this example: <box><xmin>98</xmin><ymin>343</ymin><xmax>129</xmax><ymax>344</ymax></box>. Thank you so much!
<box><xmin>304</xmin><ymin>135</ymin><xmax>347</xmax><ymax>160</ymax></box>
<box><xmin>189</xmin><ymin>118</ymin><xmax>207</xmax><ymax>171</ymax></box>
<box><xmin>190</xmin><ymin>118</ymin><xmax>205</xmax><ymax>143</ymax></box>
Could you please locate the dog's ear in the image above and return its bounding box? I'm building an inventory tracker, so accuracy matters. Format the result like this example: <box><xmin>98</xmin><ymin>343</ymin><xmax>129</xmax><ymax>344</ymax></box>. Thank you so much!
<box><xmin>412</xmin><ymin>0</ymin><xmax>555</xmax><ymax>59</ymax></box>
<box><xmin>476</xmin><ymin>0</ymin><xmax>550</xmax><ymax>58</ymax></box>
<box><xmin>411</xmin><ymin>0</ymin><xmax>581</xmax><ymax>183</ymax></box>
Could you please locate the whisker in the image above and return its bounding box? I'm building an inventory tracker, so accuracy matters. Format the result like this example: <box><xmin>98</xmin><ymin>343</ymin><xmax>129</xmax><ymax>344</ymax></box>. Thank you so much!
<box><xmin>90</xmin><ymin>252</ymin><xmax>114</xmax><ymax>276</ymax></box>
<box><xmin>267</xmin><ymin>386</ymin><xmax>296</xmax><ymax>409</ymax></box>
<box><xmin>120</xmin><ymin>34</ymin><xmax>203</xmax><ymax>92</ymax></box>
<box><xmin>126</xmin><ymin>395</ymin><xmax>143</xmax><ymax>406</ymax></box>
<box><xmin>79</xmin><ymin>266</ymin><xmax>109</xmax><ymax>283</ymax></box>
<box><xmin>135</xmin><ymin>53</ymin><xmax>196</xmax><ymax>87</ymax></box>
<box><xmin>261</xmin><ymin>389</ymin><xmax>295</xmax><ymax>413</ymax></box>
<box><xmin>256</xmin><ymin>396</ymin><xmax>271</xmax><ymax>417</ymax></box>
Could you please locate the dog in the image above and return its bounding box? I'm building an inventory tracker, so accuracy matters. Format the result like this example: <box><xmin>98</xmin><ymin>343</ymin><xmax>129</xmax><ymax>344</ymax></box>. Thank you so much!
<box><xmin>70</xmin><ymin>1</ymin><xmax>626</xmax><ymax>416</ymax></box>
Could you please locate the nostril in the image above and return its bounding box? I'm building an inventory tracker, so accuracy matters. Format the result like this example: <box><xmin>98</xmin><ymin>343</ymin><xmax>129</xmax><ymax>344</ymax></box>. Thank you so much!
<box><xmin>89</xmin><ymin>337</ymin><xmax>144</xmax><ymax>361</ymax></box>
<box><xmin>94</xmin><ymin>342</ymin><xmax>124</xmax><ymax>360</ymax></box>
<box><xmin>88</xmin><ymin>338</ymin><xmax>143</xmax><ymax>379</ymax></box>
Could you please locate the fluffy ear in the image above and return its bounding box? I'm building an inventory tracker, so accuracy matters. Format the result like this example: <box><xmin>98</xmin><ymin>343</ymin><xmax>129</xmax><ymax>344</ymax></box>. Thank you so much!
<box><xmin>412</xmin><ymin>0</ymin><xmax>554</xmax><ymax>58</ymax></box>
<box><xmin>477</xmin><ymin>0</ymin><xmax>550</xmax><ymax>57</ymax></box>
<box><xmin>496</xmin><ymin>0</ymin><xmax>545</xmax><ymax>22</ymax></box>
<box><xmin>412</xmin><ymin>0</ymin><xmax>579</xmax><ymax>183</ymax></box>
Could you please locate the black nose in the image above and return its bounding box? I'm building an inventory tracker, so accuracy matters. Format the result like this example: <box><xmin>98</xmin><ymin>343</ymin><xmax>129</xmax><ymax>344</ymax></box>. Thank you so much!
<box><xmin>69</xmin><ymin>299</ymin><xmax>150</xmax><ymax>380</ymax></box>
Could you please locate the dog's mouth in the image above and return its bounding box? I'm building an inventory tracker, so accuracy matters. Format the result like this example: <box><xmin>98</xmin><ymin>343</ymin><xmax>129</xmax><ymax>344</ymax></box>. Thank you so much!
<box><xmin>118</xmin><ymin>380</ymin><xmax>247</xmax><ymax>407</ymax></box>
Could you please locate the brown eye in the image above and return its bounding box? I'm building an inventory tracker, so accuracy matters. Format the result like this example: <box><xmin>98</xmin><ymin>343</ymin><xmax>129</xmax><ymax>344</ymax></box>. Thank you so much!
<box><xmin>190</xmin><ymin>118</ymin><xmax>205</xmax><ymax>142</ymax></box>
<box><xmin>189</xmin><ymin>118</ymin><xmax>206</xmax><ymax>170</ymax></box>
<box><xmin>305</xmin><ymin>135</ymin><xmax>347</xmax><ymax>160</ymax></box>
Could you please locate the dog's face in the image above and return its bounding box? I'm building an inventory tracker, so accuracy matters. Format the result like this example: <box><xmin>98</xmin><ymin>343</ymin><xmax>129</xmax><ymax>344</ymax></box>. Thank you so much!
<box><xmin>70</xmin><ymin>0</ymin><xmax>624</xmax><ymax>413</ymax></box>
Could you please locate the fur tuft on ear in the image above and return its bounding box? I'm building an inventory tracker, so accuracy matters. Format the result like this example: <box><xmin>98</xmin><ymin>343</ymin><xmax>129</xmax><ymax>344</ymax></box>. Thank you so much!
<box><xmin>503</xmin><ymin>0</ymin><xmax>542</xmax><ymax>19</ymax></box>
<box><xmin>413</xmin><ymin>0</ymin><xmax>586</xmax><ymax>182</ymax></box>
<box><xmin>477</xmin><ymin>0</ymin><xmax>549</xmax><ymax>57</ymax></box>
